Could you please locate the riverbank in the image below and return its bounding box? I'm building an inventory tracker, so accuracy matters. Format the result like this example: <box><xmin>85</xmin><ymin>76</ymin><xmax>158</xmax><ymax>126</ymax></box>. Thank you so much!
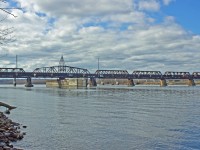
<box><xmin>0</xmin><ymin>112</ymin><xmax>25</xmax><ymax>150</ymax></box>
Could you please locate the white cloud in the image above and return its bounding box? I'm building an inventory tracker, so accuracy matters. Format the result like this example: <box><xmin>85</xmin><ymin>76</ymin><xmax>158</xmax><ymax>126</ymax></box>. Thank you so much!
<box><xmin>0</xmin><ymin>0</ymin><xmax>200</xmax><ymax>73</ymax></box>
<box><xmin>163</xmin><ymin>0</ymin><xmax>173</xmax><ymax>5</ymax></box>
<box><xmin>138</xmin><ymin>0</ymin><xmax>160</xmax><ymax>12</ymax></box>
<box><xmin>102</xmin><ymin>11</ymin><xmax>148</xmax><ymax>24</ymax></box>
<box><xmin>25</xmin><ymin>0</ymin><xmax>133</xmax><ymax>17</ymax></box>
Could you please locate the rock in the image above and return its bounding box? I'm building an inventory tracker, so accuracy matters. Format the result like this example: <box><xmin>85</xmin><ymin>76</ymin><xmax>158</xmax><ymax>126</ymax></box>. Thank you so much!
<box><xmin>4</xmin><ymin>110</ymin><xmax>10</xmax><ymax>115</ymax></box>
<box><xmin>2</xmin><ymin>146</ymin><xmax>10</xmax><ymax>150</ymax></box>
<box><xmin>22</xmin><ymin>132</ymin><xmax>26</xmax><ymax>135</ymax></box>
<box><xmin>22</xmin><ymin>126</ymin><xmax>27</xmax><ymax>128</ymax></box>
<box><xmin>0</xmin><ymin>109</ymin><xmax>25</xmax><ymax>150</ymax></box>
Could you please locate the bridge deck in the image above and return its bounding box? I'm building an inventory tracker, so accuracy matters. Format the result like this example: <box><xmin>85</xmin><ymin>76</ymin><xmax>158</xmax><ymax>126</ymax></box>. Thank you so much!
<box><xmin>0</xmin><ymin>68</ymin><xmax>199</xmax><ymax>80</ymax></box>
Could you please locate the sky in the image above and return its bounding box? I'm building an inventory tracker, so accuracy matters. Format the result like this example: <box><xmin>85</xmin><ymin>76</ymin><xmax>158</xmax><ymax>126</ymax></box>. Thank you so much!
<box><xmin>0</xmin><ymin>0</ymin><xmax>200</xmax><ymax>73</ymax></box>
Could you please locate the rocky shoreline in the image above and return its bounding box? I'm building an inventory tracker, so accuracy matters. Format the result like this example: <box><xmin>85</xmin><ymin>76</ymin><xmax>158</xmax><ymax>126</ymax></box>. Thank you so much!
<box><xmin>0</xmin><ymin>112</ymin><xmax>25</xmax><ymax>150</ymax></box>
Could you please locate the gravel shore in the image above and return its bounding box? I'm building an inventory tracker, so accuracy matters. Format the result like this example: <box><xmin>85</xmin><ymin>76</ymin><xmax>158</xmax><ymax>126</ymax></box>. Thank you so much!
<box><xmin>0</xmin><ymin>112</ymin><xmax>25</xmax><ymax>150</ymax></box>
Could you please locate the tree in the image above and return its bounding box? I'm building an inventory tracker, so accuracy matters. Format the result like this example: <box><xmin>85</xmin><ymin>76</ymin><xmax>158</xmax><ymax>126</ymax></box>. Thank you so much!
<box><xmin>0</xmin><ymin>0</ymin><xmax>17</xmax><ymax>17</ymax></box>
<box><xmin>0</xmin><ymin>0</ymin><xmax>16</xmax><ymax>45</ymax></box>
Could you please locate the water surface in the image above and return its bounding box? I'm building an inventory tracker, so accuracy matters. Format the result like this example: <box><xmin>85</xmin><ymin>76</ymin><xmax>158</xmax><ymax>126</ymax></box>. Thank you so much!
<box><xmin>1</xmin><ymin>85</ymin><xmax>200</xmax><ymax>150</ymax></box>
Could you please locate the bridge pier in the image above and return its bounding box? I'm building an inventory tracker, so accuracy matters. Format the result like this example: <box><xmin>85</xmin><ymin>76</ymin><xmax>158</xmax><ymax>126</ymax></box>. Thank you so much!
<box><xmin>100</xmin><ymin>81</ymin><xmax>104</xmax><ymax>85</ymax></box>
<box><xmin>46</xmin><ymin>78</ymin><xmax>88</xmax><ymax>88</ymax></box>
<box><xmin>25</xmin><ymin>77</ymin><xmax>33</xmax><ymax>87</ymax></box>
<box><xmin>187</xmin><ymin>79</ymin><xmax>195</xmax><ymax>86</ymax></box>
<box><xmin>87</xmin><ymin>78</ymin><xmax>97</xmax><ymax>87</ymax></box>
<box><xmin>57</xmin><ymin>78</ymin><xmax>62</xmax><ymax>88</ymax></box>
<box><xmin>57</xmin><ymin>78</ymin><xmax>80</xmax><ymax>88</ymax></box>
<box><xmin>13</xmin><ymin>78</ymin><xmax>17</xmax><ymax>86</ymax></box>
<box><xmin>128</xmin><ymin>79</ymin><xmax>135</xmax><ymax>86</ymax></box>
<box><xmin>160</xmin><ymin>79</ymin><xmax>167</xmax><ymax>87</ymax></box>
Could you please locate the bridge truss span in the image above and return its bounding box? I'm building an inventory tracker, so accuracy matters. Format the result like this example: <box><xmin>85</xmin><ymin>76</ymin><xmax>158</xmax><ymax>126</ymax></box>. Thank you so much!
<box><xmin>164</xmin><ymin>71</ymin><xmax>191</xmax><ymax>79</ymax></box>
<box><xmin>192</xmin><ymin>72</ymin><xmax>200</xmax><ymax>79</ymax></box>
<box><xmin>132</xmin><ymin>71</ymin><xmax>162</xmax><ymax>79</ymax></box>
<box><xmin>0</xmin><ymin>68</ymin><xmax>26</xmax><ymax>78</ymax></box>
<box><xmin>33</xmin><ymin>66</ymin><xmax>90</xmax><ymax>78</ymax></box>
<box><xmin>0</xmin><ymin>68</ymin><xmax>25</xmax><ymax>72</ymax></box>
<box><xmin>95</xmin><ymin>70</ymin><xmax>129</xmax><ymax>78</ymax></box>
<box><xmin>33</xmin><ymin>66</ymin><xmax>90</xmax><ymax>74</ymax></box>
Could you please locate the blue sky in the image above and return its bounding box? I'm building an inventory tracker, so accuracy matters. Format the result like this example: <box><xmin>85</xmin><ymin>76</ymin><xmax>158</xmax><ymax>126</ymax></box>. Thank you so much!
<box><xmin>1</xmin><ymin>0</ymin><xmax>200</xmax><ymax>72</ymax></box>
<box><xmin>162</xmin><ymin>0</ymin><xmax>200</xmax><ymax>34</ymax></box>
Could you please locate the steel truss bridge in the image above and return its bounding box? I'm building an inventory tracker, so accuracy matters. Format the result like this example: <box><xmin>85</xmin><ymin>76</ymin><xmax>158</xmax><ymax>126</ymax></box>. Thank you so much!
<box><xmin>0</xmin><ymin>67</ymin><xmax>200</xmax><ymax>80</ymax></box>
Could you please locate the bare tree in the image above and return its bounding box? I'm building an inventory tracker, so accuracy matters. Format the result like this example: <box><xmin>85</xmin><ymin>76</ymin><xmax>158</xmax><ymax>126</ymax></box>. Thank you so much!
<box><xmin>0</xmin><ymin>0</ymin><xmax>17</xmax><ymax>45</ymax></box>
<box><xmin>0</xmin><ymin>27</ymin><xmax>14</xmax><ymax>44</ymax></box>
<box><xmin>0</xmin><ymin>0</ymin><xmax>17</xmax><ymax>17</ymax></box>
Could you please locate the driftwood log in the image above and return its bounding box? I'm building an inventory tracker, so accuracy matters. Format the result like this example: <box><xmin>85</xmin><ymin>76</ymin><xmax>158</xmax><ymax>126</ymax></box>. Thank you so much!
<box><xmin>0</xmin><ymin>102</ymin><xmax>16</xmax><ymax>114</ymax></box>
<box><xmin>0</xmin><ymin>102</ymin><xmax>16</xmax><ymax>110</ymax></box>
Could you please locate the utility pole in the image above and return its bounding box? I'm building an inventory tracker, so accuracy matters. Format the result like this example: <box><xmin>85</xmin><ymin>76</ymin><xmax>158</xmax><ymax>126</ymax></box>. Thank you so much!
<box><xmin>98</xmin><ymin>57</ymin><xmax>99</xmax><ymax>70</ymax></box>
<box><xmin>16</xmin><ymin>55</ymin><xmax>18</xmax><ymax>68</ymax></box>
<box><xmin>14</xmin><ymin>55</ymin><xmax>17</xmax><ymax>86</ymax></box>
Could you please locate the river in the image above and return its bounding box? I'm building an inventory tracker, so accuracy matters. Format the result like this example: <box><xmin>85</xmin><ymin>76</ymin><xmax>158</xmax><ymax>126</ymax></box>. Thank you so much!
<box><xmin>1</xmin><ymin>85</ymin><xmax>200</xmax><ymax>150</ymax></box>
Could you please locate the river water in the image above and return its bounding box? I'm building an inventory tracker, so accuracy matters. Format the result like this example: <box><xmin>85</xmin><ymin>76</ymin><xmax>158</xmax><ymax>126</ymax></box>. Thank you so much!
<box><xmin>1</xmin><ymin>85</ymin><xmax>200</xmax><ymax>150</ymax></box>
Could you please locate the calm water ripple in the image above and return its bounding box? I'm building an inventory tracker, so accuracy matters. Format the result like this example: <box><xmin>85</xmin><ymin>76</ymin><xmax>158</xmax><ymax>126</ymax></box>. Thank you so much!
<box><xmin>0</xmin><ymin>85</ymin><xmax>200</xmax><ymax>150</ymax></box>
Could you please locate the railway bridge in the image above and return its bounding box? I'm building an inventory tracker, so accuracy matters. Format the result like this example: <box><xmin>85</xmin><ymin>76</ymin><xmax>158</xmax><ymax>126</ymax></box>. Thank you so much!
<box><xmin>0</xmin><ymin>56</ymin><xmax>199</xmax><ymax>87</ymax></box>
<box><xmin>0</xmin><ymin>68</ymin><xmax>199</xmax><ymax>87</ymax></box>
